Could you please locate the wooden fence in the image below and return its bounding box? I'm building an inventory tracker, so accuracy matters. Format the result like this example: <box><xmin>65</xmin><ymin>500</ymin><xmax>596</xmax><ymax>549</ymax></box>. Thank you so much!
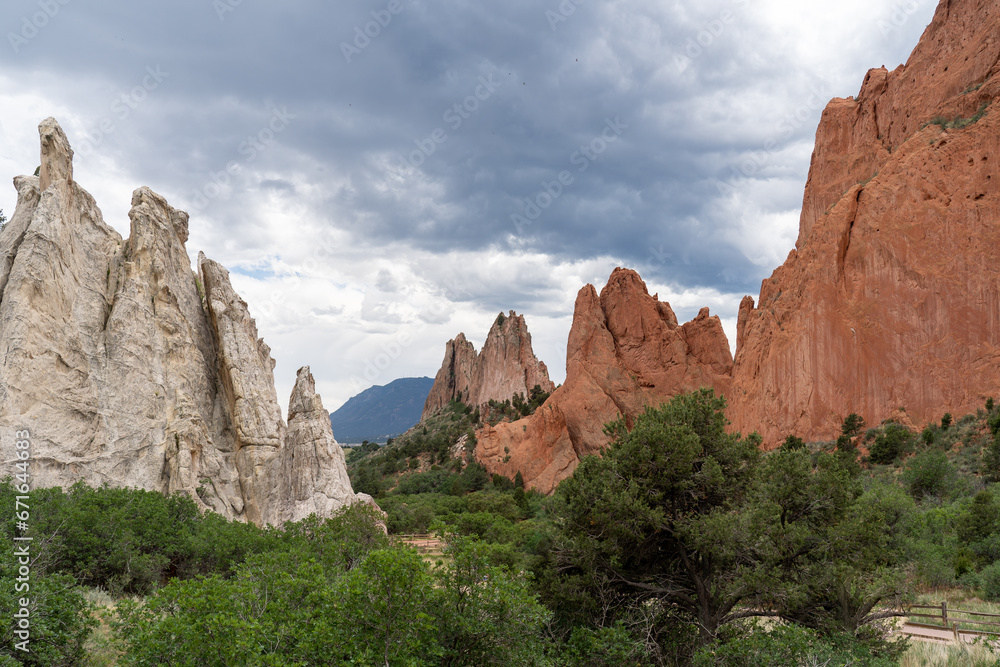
<box><xmin>392</xmin><ymin>534</ymin><xmax>445</xmax><ymax>555</ymax></box>
<box><xmin>903</xmin><ymin>602</ymin><xmax>1000</xmax><ymax>644</ymax></box>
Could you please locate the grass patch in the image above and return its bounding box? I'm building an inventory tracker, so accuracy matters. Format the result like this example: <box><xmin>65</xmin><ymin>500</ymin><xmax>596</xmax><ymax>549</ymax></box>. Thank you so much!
<box><xmin>82</xmin><ymin>588</ymin><xmax>124</xmax><ymax>667</ymax></box>
<box><xmin>925</xmin><ymin>102</ymin><xmax>990</xmax><ymax>130</ymax></box>
<box><xmin>899</xmin><ymin>640</ymin><xmax>1000</xmax><ymax>667</ymax></box>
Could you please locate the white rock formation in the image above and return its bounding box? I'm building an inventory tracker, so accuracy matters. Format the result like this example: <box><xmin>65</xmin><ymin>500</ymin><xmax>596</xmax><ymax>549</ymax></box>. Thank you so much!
<box><xmin>0</xmin><ymin>118</ymin><xmax>370</xmax><ymax>524</ymax></box>
<box><xmin>277</xmin><ymin>366</ymin><xmax>359</xmax><ymax>524</ymax></box>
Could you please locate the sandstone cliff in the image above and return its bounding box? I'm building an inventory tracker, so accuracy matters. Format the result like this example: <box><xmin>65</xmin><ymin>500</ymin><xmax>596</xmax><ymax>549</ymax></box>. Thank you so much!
<box><xmin>728</xmin><ymin>0</ymin><xmax>1000</xmax><ymax>444</ymax></box>
<box><xmin>0</xmin><ymin>118</ymin><xmax>369</xmax><ymax>524</ymax></box>
<box><xmin>477</xmin><ymin>268</ymin><xmax>733</xmax><ymax>493</ymax></box>
<box><xmin>422</xmin><ymin>311</ymin><xmax>555</xmax><ymax>419</ymax></box>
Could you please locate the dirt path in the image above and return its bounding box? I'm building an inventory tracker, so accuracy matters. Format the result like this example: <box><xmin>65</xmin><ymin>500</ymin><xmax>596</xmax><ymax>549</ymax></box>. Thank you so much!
<box><xmin>900</xmin><ymin>621</ymin><xmax>1000</xmax><ymax>645</ymax></box>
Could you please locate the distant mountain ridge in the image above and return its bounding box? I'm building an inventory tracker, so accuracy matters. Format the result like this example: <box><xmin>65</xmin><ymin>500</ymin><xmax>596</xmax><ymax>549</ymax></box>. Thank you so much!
<box><xmin>330</xmin><ymin>377</ymin><xmax>434</xmax><ymax>443</ymax></box>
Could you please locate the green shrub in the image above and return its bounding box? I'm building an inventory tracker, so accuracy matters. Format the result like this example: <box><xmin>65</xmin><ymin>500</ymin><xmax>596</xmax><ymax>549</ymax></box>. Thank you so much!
<box><xmin>869</xmin><ymin>423</ymin><xmax>913</xmax><ymax>465</ymax></box>
<box><xmin>955</xmin><ymin>551</ymin><xmax>976</xmax><ymax>580</ymax></box>
<box><xmin>836</xmin><ymin>433</ymin><xmax>856</xmax><ymax>453</ymax></box>
<box><xmin>782</xmin><ymin>435</ymin><xmax>806</xmax><ymax>451</ymax></box>
<box><xmin>980</xmin><ymin>561</ymin><xmax>1000</xmax><ymax>601</ymax></box>
<box><xmin>958</xmin><ymin>491</ymin><xmax>1000</xmax><ymax>545</ymax></box>
<box><xmin>0</xmin><ymin>572</ymin><xmax>95</xmax><ymax>666</ymax></box>
<box><xmin>970</xmin><ymin>532</ymin><xmax>1000</xmax><ymax>566</ymax></box>
<box><xmin>982</xmin><ymin>433</ymin><xmax>1000</xmax><ymax>481</ymax></box>
<box><xmin>350</xmin><ymin>463</ymin><xmax>385</xmax><ymax>497</ymax></box>
<box><xmin>460</xmin><ymin>461</ymin><xmax>490</xmax><ymax>492</ymax></box>
<box><xmin>842</xmin><ymin>413</ymin><xmax>865</xmax><ymax>438</ymax></box>
<box><xmin>692</xmin><ymin>622</ymin><xmax>900</xmax><ymax>667</ymax></box>
<box><xmin>491</xmin><ymin>473</ymin><xmax>515</xmax><ymax>491</ymax></box>
<box><xmin>454</xmin><ymin>512</ymin><xmax>516</xmax><ymax>543</ymax></box>
<box><xmin>904</xmin><ymin>450</ymin><xmax>957</xmax><ymax>500</ymax></box>
<box><xmin>436</xmin><ymin>535</ymin><xmax>550</xmax><ymax>665</ymax></box>
<box><xmin>394</xmin><ymin>468</ymin><xmax>459</xmax><ymax>495</ymax></box>
<box><xmin>988</xmin><ymin>411</ymin><xmax>1000</xmax><ymax>436</ymax></box>
<box><xmin>117</xmin><ymin>536</ymin><xmax>549</xmax><ymax>667</ymax></box>
<box><xmin>29</xmin><ymin>482</ymin><xmax>204</xmax><ymax>595</ymax></box>
<box><xmin>927</xmin><ymin>102</ymin><xmax>989</xmax><ymax>130</ymax></box>
<box><xmin>548</xmin><ymin>623</ymin><xmax>648</xmax><ymax>666</ymax></box>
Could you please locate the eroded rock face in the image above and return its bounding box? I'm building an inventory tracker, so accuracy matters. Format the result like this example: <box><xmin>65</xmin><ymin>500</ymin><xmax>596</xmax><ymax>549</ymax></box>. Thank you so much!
<box><xmin>729</xmin><ymin>0</ymin><xmax>1000</xmax><ymax>444</ymax></box>
<box><xmin>199</xmin><ymin>254</ymin><xmax>287</xmax><ymax>524</ymax></box>
<box><xmin>422</xmin><ymin>311</ymin><xmax>555</xmax><ymax>419</ymax></box>
<box><xmin>0</xmin><ymin>118</ymin><xmax>368</xmax><ymax>524</ymax></box>
<box><xmin>275</xmin><ymin>366</ymin><xmax>363</xmax><ymax>524</ymax></box>
<box><xmin>422</xmin><ymin>334</ymin><xmax>479</xmax><ymax>418</ymax></box>
<box><xmin>477</xmin><ymin>268</ymin><xmax>733</xmax><ymax>493</ymax></box>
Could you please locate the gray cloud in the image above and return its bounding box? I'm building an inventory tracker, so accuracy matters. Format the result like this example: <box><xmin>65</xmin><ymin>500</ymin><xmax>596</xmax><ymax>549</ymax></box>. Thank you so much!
<box><xmin>0</xmin><ymin>0</ymin><xmax>939</xmax><ymax>405</ymax></box>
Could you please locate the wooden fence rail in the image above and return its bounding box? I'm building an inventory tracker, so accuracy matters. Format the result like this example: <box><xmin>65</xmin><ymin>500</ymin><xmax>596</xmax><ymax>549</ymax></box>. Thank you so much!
<box><xmin>901</xmin><ymin>602</ymin><xmax>1000</xmax><ymax>644</ymax></box>
<box><xmin>392</xmin><ymin>534</ymin><xmax>445</xmax><ymax>554</ymax></box>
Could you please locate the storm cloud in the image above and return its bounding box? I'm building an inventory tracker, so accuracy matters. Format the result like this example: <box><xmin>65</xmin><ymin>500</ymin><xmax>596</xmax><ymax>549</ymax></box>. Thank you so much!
<box><xmin>0</xmin><ymin>0</ymin><xmax>936</xmax><ymax>409</ymax></box>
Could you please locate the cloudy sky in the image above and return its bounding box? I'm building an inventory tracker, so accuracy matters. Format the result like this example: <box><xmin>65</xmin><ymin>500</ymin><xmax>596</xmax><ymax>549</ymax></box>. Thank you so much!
<box><xmin>0</xmin><ymin>0</ymin><xmax>936</xmax><ymax>414</ymax></box>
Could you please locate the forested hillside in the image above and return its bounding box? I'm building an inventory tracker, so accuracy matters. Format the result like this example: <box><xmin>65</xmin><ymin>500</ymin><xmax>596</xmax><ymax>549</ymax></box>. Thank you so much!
<box><xmin>7</xmin><ymin>391</ymin><xmax>1000</xmax><ymax>665</ymax></box>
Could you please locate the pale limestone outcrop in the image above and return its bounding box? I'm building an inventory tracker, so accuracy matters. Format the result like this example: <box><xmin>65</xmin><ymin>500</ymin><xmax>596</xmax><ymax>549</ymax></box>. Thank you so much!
<box><xmin>200</xmin><ymin>254</ymin><xmax>285</xmax><ymax>448</ymax></box>
<box><xmin>275</xmin><ymin>366</ymin><xmax>362</xmax><ymax>524</ymax></box>
<box><xmin>198</xmin><ymin>254</ymin><xmax>286</xmax><ymax>524</ymax></box>
<box><xmin>0</xmin><ymin>118</ymin><xmax>367</xmax><ymax>524</ymax></box>
<box><xmin>38</xmin><ymin>116</ymin><xmax>73</xmax><ymax>191</ymax></box>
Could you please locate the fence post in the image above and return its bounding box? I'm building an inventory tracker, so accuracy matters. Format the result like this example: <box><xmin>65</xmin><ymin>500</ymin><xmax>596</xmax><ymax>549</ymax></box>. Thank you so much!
<box><xmin>942</xmin><ymin>601</ymin><xmax>948</xmax><ymax>626</ymax></box>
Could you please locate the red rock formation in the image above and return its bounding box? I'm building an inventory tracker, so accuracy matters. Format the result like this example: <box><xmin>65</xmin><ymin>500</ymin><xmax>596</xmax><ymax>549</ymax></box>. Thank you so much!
<box><xmin>422</xmin><ymin>334</ymin><xmax>479</xmax><ymax>418</ymax></box>
<box><xmin>477</xmin><ymin>268</ymin><xmax>732</xmax><ymax>493</ymax></box>
<box><xmin>422</xmin><ymin>311</ymin><xmax>555</xmax><ymax>419</ymax></box>
<box><xmin>728</xmin><ymin>0</ymin><xmax>1000</xmax><ymax>444</ymax></box>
